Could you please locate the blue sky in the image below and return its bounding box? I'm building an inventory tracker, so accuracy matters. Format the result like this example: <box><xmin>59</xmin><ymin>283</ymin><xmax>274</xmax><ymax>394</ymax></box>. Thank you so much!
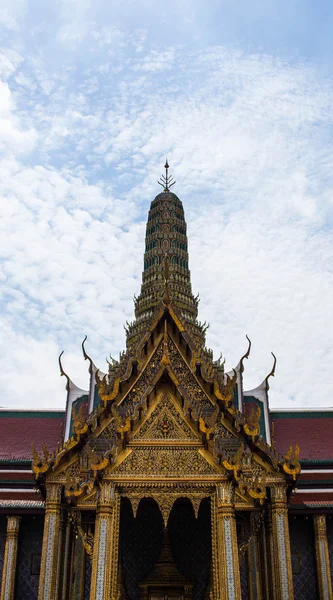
<box><xmin>0</xmin><ymin>0</ymin><xmax>333</xmax><ymax>408</ymax></box>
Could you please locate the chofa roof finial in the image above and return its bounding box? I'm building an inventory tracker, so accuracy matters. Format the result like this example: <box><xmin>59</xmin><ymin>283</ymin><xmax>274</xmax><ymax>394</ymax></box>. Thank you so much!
<box><xmin>58</xmin><ymin>350</ymin><xmax>70</xmax><ymax>392</ymax></box>
<box><xmin>158</xmin><ymin>159</ymin><xmax>176</xmax><ymax>192</ymax></box>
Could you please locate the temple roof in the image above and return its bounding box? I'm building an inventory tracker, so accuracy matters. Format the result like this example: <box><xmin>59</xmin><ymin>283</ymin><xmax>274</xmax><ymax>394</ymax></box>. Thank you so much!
<box><xmin>271</xmin><ymin>409</ymin><xmax>333</xmax><ymax>462</ymax></box>
<box><xmin>0</xmin><ymin>410</ymin><xmax>64</xmax><ymax>461</ymax></box>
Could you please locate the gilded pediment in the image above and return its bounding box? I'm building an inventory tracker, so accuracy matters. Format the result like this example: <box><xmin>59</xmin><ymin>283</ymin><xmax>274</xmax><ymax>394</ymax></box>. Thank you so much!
<box><xmin>132</xmin><ymin>390</ymin><xmax>198</xmax><ymax>442</ymax></box>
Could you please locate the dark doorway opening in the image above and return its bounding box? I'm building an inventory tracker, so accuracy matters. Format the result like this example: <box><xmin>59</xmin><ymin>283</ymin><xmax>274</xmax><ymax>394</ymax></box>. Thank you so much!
<box><xmin>119</xmin><ymin>497</ymin><xmax>211</xmax><ymax>600</ymax></box>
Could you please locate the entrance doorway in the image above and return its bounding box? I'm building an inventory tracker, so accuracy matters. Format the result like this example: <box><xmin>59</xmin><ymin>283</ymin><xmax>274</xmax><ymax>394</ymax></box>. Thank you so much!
<box><xmin>119</xmin><ymin>497</ymin><xmax>211</xmax><ymax>600</ymax></box>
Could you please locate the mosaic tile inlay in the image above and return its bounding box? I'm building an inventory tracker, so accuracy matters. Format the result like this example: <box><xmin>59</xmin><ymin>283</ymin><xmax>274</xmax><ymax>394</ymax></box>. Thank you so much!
<box><xmin>42</xmin><ymin>514</ymin><xmax>56</xmax><ymax>600</ymax></box>
<box><xmin>224</xmin><ymin>518</ymin><xmax>236</xmax><ymax>600</ymax></box>
<box><xmin>95</xmin><ymin>518</ymin><xmax>108</xmax><ymax>600</ymax></box>
<box><xmin>3</xmin><ymin>538</ymin><xmax>14</xmax><ymax>600</ymax></box>
<box><xmin>277</xmin><ymin>514</ymin><xmax>289</xmax><ymax>600</ymax></box>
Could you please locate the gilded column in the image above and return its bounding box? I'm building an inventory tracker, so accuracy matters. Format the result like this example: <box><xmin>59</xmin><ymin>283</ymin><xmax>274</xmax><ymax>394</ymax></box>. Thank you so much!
<box><xmin>0</xmin><ymin>515</ymin><xmax>21</xmax><ymax>600</ymax></box>
<box><xmin>314</xmin><ymin>514</ymin><xmax>333</xmax><ymax>600</ymax></box>
<box><xmin>211</xmin><ymin>482</ymin><xmax>241</xmax><ymax>600</ymax></box>
<box><xmin>89</xmin><ymin>482</ymin><xmax>120</xmax><ymax>600</ymax></box>
<box><xmin>270</xmin><ymin>484</ymin><xmax>294</xmax><ymax>600</ymax></box>
<box><xmin>37</xmin><ymin>483</ymin><xmax>62</xmax><ymax>600</ymax></box>
<box><xmin>265</xmin><ymin>507</ymin><xmax>277</xmax><ymax>600</ymax></box>
<box><xmin>247</xmin><ymin>534</ymin><xmax>262</xmax><ymax>600</ymax></box>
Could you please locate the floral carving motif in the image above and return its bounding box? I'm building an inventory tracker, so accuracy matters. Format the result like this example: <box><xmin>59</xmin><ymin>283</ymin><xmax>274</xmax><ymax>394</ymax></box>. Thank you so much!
<box><xmin>134</xmin><ymin>391</ymin><xmax>197</xmax><ymax>441</ymax></box>
<box><xmin>114</xmin><ymin>447</ymin><xmax>218</xmax><ymax>477</ymax></box>
<box><xmin>168</xmin><ymin>338</ymin><xmax>213</xmax><ymax>415</ymax></box>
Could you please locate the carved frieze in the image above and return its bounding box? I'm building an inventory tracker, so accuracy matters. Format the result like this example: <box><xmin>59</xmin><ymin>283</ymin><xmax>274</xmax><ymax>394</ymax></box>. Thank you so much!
<box><xmin>112</xmin><ymin>446</ymin><xmax>219</xmax><ymax>477</ymax></box>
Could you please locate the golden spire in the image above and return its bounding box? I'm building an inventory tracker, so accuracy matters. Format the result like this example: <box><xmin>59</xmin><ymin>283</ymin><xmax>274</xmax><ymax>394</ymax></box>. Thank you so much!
<box><xmin>157</xmin><ymin>159</ymin><xmax>176</xmax><ymax>192</ymax></box>
<box><xmin>162</xmin><ymin>255</ymin><xmax>171</xmax><ymax>305</ymax></box>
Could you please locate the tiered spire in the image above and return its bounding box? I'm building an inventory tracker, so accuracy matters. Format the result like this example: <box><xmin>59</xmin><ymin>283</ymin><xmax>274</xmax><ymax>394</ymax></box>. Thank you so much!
<box><xmin>126</xmin><ymin>162</ymin><xmax>204</xmax><ymax>348</ymax></box>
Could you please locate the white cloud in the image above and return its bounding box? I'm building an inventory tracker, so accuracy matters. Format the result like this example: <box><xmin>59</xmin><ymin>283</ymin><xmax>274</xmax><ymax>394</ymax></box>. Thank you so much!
<box><xmin>0</xmin><ymin>82</ymin><xmax>37</xmax><ymax>154</ymax></box>
<box><xmin>0</xmin><ymin>48</ymin><xmax>22</xmax><ymax>79</ymax></box>
<box><xmin>132</xmin><ymin>48</ymin><xmax>176</xmax><ymax>72</ymax></box>
<box><xmin>0</xmin><ymin>19</ymin><xmax>332</xmax><ymax>410</ymax></box>
<box><xmin>0</xmin><ymin>0</ymin><xmax>26</xmax><ymax>31</ymax></box>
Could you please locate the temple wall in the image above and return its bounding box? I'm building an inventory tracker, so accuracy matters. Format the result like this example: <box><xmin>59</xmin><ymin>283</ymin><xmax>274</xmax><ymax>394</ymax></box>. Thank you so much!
<box><xmin>289</xmin><ymin>516</ymin><xmax>317</xmax><ymax>600</ymax></box>
<box><xmin>0</xmin><ymin>515</ymin><xmax>6</xmax><ymax>590</ymax></box>
<box><xmin>16</xmin><ymin>514</ymin><xmax>44</xmax><ymax>600</ymax></box>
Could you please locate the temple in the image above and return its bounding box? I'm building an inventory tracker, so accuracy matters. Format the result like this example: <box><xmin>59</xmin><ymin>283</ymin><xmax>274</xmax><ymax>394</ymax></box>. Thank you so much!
<box><xmin>0</xmin><ymin>164</ymin><xmax>332</xmax><ymax>600</ymax></box>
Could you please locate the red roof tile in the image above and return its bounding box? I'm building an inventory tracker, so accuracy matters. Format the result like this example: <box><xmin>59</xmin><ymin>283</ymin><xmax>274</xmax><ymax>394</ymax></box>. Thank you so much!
<box><xmin>290</xmin><ymin>492</ymin><xmax>333</xmax><ymax>505</ymax></box>
<box><xmin>272</xmin><ymin>415</ymin><xmax>333</xmax><ymax>461</ymax></box>
<box><xmin>0</xmin><ymin>412</ymin><xmax>64</xmax><ymax>460</ymax></box>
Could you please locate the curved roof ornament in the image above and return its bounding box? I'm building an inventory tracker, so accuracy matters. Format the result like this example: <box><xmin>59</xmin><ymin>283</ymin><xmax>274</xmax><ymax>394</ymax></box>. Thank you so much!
<box><xmin>58</xmin><ymin>351</ymin><xmax>70</xmax><ymax>392</ymax></box>
<box><xmin>266</xmin><ymin>352</ymin><xmax>277</xmax><ymax>391</ymax></box>
<box><xmin>240</xmin><ymin>334</ymin><xmax>252</xmax><ymax>373</ymax></box>
<box><xmin>81</xmin><ymin>335</ymin><xmax>93</xmax><ymax>370</ymax></box>
<box><xmin>157</xmin><ymin>159</ymin><xmax>176</xmax><ymax>192</ymax></box>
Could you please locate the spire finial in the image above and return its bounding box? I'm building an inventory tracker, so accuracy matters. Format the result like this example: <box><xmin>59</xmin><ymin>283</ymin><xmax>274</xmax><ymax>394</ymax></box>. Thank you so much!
<box><xmin>158</xmin><ymin>159</ymin><xmax>176</xmax><ymax>192</ymax></box>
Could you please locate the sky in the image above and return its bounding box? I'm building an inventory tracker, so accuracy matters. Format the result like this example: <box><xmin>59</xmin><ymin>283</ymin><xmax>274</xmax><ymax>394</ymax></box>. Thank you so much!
<box><xmin>0</xmin><ymin>0</ymin><xmax>333</xmax><ymax>409</ymax></box>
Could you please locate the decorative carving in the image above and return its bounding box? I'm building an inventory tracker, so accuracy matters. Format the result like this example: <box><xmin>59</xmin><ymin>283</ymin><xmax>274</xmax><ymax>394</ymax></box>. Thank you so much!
<box><xmin>120</xmin><ymin>342</ymin><xmax>165</xmax><ymax>415</ymax></box>
<box><xmin>134</xmin><ymin>391</ymin><xmax>197</xmax><ymax>441</ymax></box>
<box><xmin>72</xmin><ymin>401</ymin><xmax>89</xmax><ymax>435</ymax></box>
<box><xmin>126</xmin><ymin>491</ymin><xmax>208</xmax><ymax>527</ymax></box>
<box><xmin>168</xmin><ymin>338</ymin><xmax>213</xmax><ymax>415</ymax></box>
<box><xmin>32</xmin><ymin>442</ymin><xmax>50</xmax><ymax>477</ymax></box>
<box><xmin>216</xmin><ymin>482</ymin><xmax>234</xmax><ymax>507</ymax></box>
<box><xmin>214</xmin><ymin>370</ymin><xmax>237</xmax><ymax>407</ymax></box>
<box><xmin>100</xmin><ymin>482</ymin><xmax>115</xmax><ymax>506</ymax></box>
<box><xmin>243</xmin><ymin>404</ymin><xmax>261</xmax><ymax>441</ymax></box>
<box><xmin>113</xmin><ymin>447</ymin><xmax>218</xmax><ymax>477</ymax></box>
<box><xmin>282</xmin><ymin>444</ymin><xmax>301</xmax><ymax>480</ymax></box>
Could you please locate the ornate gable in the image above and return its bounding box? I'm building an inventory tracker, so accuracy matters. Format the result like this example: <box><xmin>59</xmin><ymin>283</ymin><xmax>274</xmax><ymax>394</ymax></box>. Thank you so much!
<box><xmin>132</xmin><ymin>390</ymin><xmax>198</xmax><ymax>442</ymax></box>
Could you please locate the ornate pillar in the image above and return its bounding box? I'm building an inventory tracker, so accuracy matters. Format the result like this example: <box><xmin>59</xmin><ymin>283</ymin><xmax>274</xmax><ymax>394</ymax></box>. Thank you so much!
<box><xmin>270</xmin><ymin>484</ymin><xmax>294</xmax><ymax>600</ymax></box>
<box><xmin>37</xmin><ymin>483</ymin><xmax>62</xmax><ymax>600</ymax></box>
<box><xmin>265</xmin><ymin>507</ymin><xmax>277</xmax><ymax>600</ymax></box>
<box><xmin>314</xmin><ymin>514</ymin><xmax>333</xmax><ymax>600</ymax></box>
<box><xmin>89</xmin><ymin>482</ymin><xmax>120</xmax><ymax>600</ymax></box>
<box><xmin>211</xmin><ymin>482</ymin><xmax>241</xmax><ymax>600</ymax></box>
<box><xmin>247</xmin><ymin>534</ymin><xmax>262</xmax><ymax>600</ymax></box>
<box><xmin>0</xmin><ymin>515</ymin><xmax>21</xmax><ymax>600</ymax></box>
